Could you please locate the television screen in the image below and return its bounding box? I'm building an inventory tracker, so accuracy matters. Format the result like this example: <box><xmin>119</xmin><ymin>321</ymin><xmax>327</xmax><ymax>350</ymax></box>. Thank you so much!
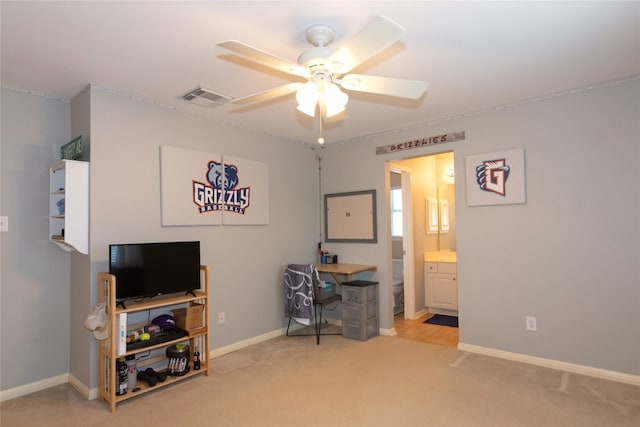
<box><xmin>109</xmin><ymin>241</ymin><xmax>200</xmax><ymax>302</ymax></box>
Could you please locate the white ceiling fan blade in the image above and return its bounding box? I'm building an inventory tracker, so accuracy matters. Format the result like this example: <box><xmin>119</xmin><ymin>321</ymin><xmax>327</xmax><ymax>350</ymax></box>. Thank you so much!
<box><xmin>339</xmin><ymin>74</ymin><xmax>428</xmax><ymax>99</ymax></box>
<box><xmin>218</xmin><ymin>40</ymin><xmax>309</xmax><ymax>79</ymax></box>
<box><xmin>328</xmin><ymin>16</ymin><xmax>406</xmax><ymax>75</ymax></box>
<box><xmin>229</xmin><ymin>82</ymin><xmax>305</xmax><ymax>105</ymax></box>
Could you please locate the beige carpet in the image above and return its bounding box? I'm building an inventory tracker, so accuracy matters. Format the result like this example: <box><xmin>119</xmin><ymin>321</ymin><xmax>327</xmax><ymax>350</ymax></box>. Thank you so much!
<box><xmin>2</xmin><ymin>332</ymin><xmax>639</xmax><ymax>426</ymax></box>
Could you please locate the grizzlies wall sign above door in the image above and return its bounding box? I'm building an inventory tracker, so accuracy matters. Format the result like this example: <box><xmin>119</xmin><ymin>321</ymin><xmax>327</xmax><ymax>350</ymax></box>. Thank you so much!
<box><xmin>160</xmin><ymin>146</ymin><xmax>269</xmax><ymax>225</ymax></box>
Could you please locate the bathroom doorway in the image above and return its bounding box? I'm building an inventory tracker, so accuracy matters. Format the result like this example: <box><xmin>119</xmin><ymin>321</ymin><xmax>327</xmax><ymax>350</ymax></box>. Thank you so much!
<box><xmin>387</xmin><ymin>151</ymin><xmax>457</xmax><ymax>345</ymax></box>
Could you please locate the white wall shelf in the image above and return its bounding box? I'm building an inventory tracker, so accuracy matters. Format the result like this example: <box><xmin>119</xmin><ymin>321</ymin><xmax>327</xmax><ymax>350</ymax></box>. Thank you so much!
<box><xmin>49</xmin><ymin>160</ymin><xmax>89</xmax><ymax>254</ymax></box>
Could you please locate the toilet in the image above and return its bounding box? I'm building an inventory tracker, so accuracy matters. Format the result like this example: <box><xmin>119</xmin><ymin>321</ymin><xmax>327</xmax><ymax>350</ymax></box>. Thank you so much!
<box><xmin>392</xmin><ymin>259</ymin><xmax>404</xmax><ymax>315</ymax></box>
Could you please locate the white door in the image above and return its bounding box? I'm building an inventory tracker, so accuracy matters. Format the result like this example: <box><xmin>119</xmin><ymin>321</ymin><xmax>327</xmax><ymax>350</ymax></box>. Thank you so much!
<box><xmin>390</xmin><ymin>163</ymin><xmax>415</xmax><ymax>319</ymax></box>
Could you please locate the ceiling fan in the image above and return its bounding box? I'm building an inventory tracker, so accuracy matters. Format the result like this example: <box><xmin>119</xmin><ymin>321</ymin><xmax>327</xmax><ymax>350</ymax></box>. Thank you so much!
<box><xmin>217</xmin><ymin>16</ymin><xmax>428</xmax><ymax>143</ymax></box>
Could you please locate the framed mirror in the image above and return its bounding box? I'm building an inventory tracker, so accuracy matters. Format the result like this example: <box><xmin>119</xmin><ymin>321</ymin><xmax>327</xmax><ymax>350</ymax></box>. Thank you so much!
<box><xmin>324</xmin><ymin>190</ymin><xmax>377</xmax><ymax>243</ymax></box>
<box><xmin>426</xmin><ymin>197</ymin><xmax>439</xmax><ymax>234</ymax></box>
<box><xmin>439</xmin><ymin>200</ymin><xmax>449</xmax><ymax>233</ymax></box>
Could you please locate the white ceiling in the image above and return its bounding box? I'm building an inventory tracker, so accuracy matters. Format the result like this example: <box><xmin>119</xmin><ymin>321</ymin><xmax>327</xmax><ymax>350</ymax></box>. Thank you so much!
<box><xmin>2</xmin><ymin>1</ymin><xmax>639</xmax><ymax>145</ymax></box>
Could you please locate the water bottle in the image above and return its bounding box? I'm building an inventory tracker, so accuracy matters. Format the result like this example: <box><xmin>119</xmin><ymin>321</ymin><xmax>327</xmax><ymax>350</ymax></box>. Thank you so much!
<box><xmin>193</xmin><ymin>347</ymin><xmax>201</xmax><ymax>371</ymax></box>
<box><xmin>116</xmin><ymin>357</ymin><xmax>128</xmax><ymax>395</ymax></box>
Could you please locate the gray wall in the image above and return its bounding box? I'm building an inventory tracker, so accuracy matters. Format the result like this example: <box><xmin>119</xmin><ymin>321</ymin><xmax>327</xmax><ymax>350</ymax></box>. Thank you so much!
<box><xmin>1</xmin><ymin>76</ymin><xmax>638</xmax><ymax>396</ymax></box>
<box><xmin>320</xmin><ymin>77</ymin><xmax>640</xmax><ymax>375</ymax></box>
<box><xmin>1</xmin><ymin>85</ymin><xmax>321</xmax><ymax>393</ymax></box>
<box><xmin>68</xmin><ymin>87</ymin><xmax>93</xmax><ymax>390</ymax></box>
<box><xmin>86</xmin><ymin>87</ymin><xmax>320</xmax><ymax>386</ymax></box>
<box><xmin>456</xmin><ymin>79</ymin><xmax>639</xmax><ymax>374</ymax></box>
<box><xmin>1</xmin><ymin>88</ymin><xmax>71</xmax><ymax>390</ymax></box>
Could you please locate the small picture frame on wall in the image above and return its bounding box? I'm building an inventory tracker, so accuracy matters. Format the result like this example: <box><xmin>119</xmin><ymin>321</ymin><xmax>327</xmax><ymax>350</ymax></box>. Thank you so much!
<box><xmin>465</xmin><ymin>148</ymin><xmax>526</xmax><ymax>206</ymax></box>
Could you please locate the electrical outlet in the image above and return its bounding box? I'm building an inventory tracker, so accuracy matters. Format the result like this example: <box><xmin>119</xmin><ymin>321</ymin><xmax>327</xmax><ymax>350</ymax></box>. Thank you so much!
<box><xmin>526</xmin><ymin>316</ymin><xmax>537</xmax><ymax>331</ymax></box>
<box><xmin>218</xmin><ymin>312</ymin><xmax>225</xmax><ymax>324</ymax></box>
<box><xmin>0</xmin><ymin>216</ymin><xmax>8</xmax><ymax>232</ymax></box>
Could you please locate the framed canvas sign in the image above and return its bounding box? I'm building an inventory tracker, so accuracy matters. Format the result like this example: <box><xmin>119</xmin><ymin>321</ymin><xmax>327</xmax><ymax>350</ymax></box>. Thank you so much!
<box><xmin>465</xmin><ymin>148</ymin><xmax>526</xmax><ymax>206</ymax></box>
<box><xmin>160</xmin><ymin>146</ymin><xmax>269</xmax><ymax>225</ymax></box>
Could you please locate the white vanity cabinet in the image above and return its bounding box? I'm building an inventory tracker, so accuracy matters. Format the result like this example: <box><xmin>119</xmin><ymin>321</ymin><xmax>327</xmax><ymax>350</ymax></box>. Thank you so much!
<box><xmin>424</xmin><ymin>252</ymin><xmax>457</xmax><ymax>314</ymax></box>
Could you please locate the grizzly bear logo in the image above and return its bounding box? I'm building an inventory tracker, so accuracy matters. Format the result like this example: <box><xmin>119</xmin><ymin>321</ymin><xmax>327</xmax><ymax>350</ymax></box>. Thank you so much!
<box><xmin>207</xmin><ymin>160</ymin><xmax>239</xmax><ymax>190</ymax></box>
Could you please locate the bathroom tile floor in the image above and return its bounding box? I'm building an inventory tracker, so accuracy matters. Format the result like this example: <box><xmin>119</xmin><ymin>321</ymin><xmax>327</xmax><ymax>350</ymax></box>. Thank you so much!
<box><xmin>394</xmin><ymin>312</ymin><xmax>459</xmax><ymax>348</ymax></box>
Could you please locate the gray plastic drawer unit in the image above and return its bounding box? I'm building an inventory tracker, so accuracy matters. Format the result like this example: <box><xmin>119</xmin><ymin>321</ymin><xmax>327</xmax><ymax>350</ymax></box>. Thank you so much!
<box><xmin>341</xmin><ymin>280</ymin><xmax>379</xmax><ymax>341</ymax></box>
<box><xmin>343</xmin><ymin>318</ymin><xmax>379</xmax><ymax>341</ymax></box>
<box><xmin>342</xmin><ymin>301</ymin><xmax>378</xmax><ymax>322</ymax></box>
<box><xmin>342</xmin><ymin>282</ymin><xmax>377</xmax><ymax>304</ymax></box>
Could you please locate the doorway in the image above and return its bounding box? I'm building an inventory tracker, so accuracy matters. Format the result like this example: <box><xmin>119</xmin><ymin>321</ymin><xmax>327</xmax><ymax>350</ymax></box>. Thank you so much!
<box><xmin>387</xmin><ymin>151</ymin><xmax>457</xmax><ymax>346</ymax></box>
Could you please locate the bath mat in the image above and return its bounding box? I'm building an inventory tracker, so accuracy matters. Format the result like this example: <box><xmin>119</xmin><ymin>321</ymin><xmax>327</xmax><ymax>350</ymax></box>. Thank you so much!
<box><xmin>423</xmin><ymin>315</ymin><xmax>458</xmax><ymax>327</ymax></box>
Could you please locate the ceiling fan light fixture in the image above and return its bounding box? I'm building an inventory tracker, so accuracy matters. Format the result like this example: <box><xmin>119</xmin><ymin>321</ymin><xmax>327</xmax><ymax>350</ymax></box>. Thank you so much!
<box><xmin>295</xmin><ymin>82</ymin><xmax>319</xmax><ymax>117</ymax></box>
<box><xmin>323</xmin><ymin>83</ymin><xmax>348</xmax><ymax>118</ymax></box>
<box><xmin>296</xmin><ymin>102</ymin><xmax>316</xmax><ymax>117</ymax></box>
<box><xmin>324</xmin><ymin>99</ymin><xmax>346</xmax><ymax>118</ymax></box>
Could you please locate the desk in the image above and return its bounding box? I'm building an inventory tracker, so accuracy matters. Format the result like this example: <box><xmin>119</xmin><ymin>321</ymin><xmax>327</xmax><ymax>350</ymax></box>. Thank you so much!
<box><xmin>316</xmin><ymin>263</ymin><xmax>377</xmax><ymax>286</ymax></box>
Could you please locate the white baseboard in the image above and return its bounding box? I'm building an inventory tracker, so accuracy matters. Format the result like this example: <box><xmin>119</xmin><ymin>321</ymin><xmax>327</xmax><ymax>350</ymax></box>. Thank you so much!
<box><xmin>208</xmin><ymin>319</ymin><xmax>361</xmax><ymax>359</ymax></box>
<box><xmin>68</xmin><ymin>373</ymin><xmax>96</xmax><ymax>400</ymax></box>
<box><xmin>380</xmin><ymin>327</ymin><xmax>395</xmax><ymax>336</ymax></box>
<box><xmin>427</xmin><ymin>308</ymin><xmax>458</xmax><ymax>316</ymax></box>
<box><xmin>413</xmin><ymin>308</ymin><xmax>429</xmax><ymax>319</ymax></box>
<box><xmin>458</xmin><ymin>342</ymin><xmax>640</xmax><ymax>387</ymax></box>
<box><xmin>0</xmin><ymin>373</ymin><xmax>100</xmax><ymax>403</ymax></box>
<box><xmin>209</xmin><ymin>328</ymin><xmax>287</xmax><ymax>359</ymax></box>
<box><xmin>0</xmin><ymin>373</ymin><xmax>68</xmax><ymax>403</ymax></box>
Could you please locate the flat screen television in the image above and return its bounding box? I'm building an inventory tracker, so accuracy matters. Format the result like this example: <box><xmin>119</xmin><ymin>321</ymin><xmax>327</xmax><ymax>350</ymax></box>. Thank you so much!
<box><xmin>109</xmin><ymin>241</ymin><xmax>201</xmax><ymax>303</ymax></box>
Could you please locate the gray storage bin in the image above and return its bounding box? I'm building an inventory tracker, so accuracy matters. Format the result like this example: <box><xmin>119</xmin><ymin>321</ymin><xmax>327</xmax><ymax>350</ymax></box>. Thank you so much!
<box><xmin>341</xmin><ymin>280</ymin><xmax>379</xmax><ymax>341</ymax></box>
<box><xmin>342</xmin><ymin>283</ymin><xmax>377</xmax><ymax>304</ymax></box>
<box><xmin>342</xmin><ymin>301</ymin><xmax>378</xmax><ymax>322</ymax></box>
<box><xmin>342</xmin><ymin>318</ymin><xmax>379</xmax><ymax>341</ymax></box>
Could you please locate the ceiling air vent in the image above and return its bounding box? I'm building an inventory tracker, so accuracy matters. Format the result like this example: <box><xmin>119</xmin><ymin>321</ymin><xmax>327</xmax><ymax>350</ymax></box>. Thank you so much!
<box><xmin>182</xmin><ymin>86</ymin><xmax>231</xmax><ymax>107</ymax></box>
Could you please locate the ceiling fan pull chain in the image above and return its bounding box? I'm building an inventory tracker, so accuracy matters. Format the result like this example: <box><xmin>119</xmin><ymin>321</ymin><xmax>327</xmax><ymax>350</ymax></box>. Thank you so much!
<box><xmin>317</xmin><ymin>106</ymin><xmax>325</xmax><ymax>145</ymax></box>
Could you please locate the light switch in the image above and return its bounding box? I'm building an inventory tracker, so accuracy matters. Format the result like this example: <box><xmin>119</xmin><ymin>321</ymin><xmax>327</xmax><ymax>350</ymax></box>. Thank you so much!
<box><xmin>0</xmin><ymin>216</ymin><xmax>7</xmax><ymax>232</ymax></box>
